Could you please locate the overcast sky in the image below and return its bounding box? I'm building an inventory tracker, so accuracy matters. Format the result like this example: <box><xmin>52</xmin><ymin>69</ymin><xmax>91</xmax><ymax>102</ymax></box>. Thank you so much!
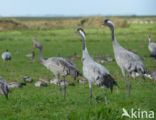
<box><xmin>0</xmin><ymin>0</ymin><xmax>156</xmax><ymax>16</ymax></box>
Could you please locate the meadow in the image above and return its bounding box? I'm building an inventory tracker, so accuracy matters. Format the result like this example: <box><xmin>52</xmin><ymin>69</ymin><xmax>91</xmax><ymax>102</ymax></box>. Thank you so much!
<box><xmin>0</xmin><ymin>16</ymin><xmax>156</xmax><ymax>120</ymax></box>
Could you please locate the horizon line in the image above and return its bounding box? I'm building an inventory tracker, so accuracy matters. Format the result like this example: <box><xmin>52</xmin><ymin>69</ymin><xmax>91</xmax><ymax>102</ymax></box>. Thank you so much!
<box><xmin>0</xmin><ymin>14</ymin><xmax>156</xmax><ymax>18</ymax></box>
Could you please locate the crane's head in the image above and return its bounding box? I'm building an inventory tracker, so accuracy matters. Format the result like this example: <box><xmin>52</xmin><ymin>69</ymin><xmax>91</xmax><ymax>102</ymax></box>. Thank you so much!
<box><xmin>76</xmin><ymin>27</ymin><xmax>86</xmax><ymax>39</ymax></box>
<box><xmin>103</xmin><ymin>19</ymin><xmax>115</xmax><ymax>29</ymax></box>
<box><xmin>32</xmin><ymin>39</ymin><xmax>43</xmax><ymax>50</ymax></box>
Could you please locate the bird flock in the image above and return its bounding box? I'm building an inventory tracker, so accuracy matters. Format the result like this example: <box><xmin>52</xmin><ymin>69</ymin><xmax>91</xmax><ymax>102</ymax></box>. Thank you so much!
<box><xmin>0</xmin><ymin>19</ymin><xmax>156</xmax><ymax>102</ymax></box>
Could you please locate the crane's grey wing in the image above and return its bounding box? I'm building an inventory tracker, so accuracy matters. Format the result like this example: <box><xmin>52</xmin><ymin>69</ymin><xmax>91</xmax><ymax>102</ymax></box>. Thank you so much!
<box><xmin>43</xmin><ymin>57</ymin><xmax>68</xmax><ymax>74</ymax></box>
<box><xmin>56</xmin><ymin>58</ymin><xmax>81</xmax><ymax>79</ymax></box>
<box><xmin>53</xmin><ymin>57</ymin><xmax>73</xmax><ymax>71</ymax></box>
<box><xmin>117</xmin><ymin>50</ymin><xmax>145</xmax><ymax>74</ymax></box>
<box><xmin>66</xmin><ymin>59</ymin><xmax>74</xmax><ymax>66</ymax></box>
<box><xmin>46</xmin><ymin>57</ymin><xmax>81</xmax><ymax>78</ymax></box>
<box><xmin>85</xmin><ymin>62</ymin><xmax>117</xmax><ymax>91</ymax></box>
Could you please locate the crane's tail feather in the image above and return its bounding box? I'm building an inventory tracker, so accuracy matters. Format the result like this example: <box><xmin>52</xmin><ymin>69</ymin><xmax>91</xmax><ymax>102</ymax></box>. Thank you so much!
<box><xmin>101</xmin><ymin>74</ymin><xmax>118</xmax><ymax>92</ymax></box>
<box><xmin>150</xmin><ymin>54</ymin><xmax>156</xmax><ymax>59</ymax></box>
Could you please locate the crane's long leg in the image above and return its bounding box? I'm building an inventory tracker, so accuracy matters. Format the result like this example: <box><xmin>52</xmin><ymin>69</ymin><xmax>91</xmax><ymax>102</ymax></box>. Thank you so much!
<box><xmin>126</xmin><ymin>77</ymin><xmax>131</xmax><ymax>97</ymax></box>
<box><xmin>89</xmin><ymin>81</ymin><xmax>93</xmax><ymax>104</ymax></box>
<box><xmin>121</xmin><ymin>68</ymin><xmax>131</xmax><ymax>96</ymax></box>
<box><xmin>63</xmin><ymin>76</ymin><xmax>67</xmax><ymax>99</ymax></box>
<box><xmin>103</xmin><ymin>87</ymin><xmax>108</xmax><ymax>104</ymax></box>
<box><xmin>89</xmin><ymin>82</ymin><xmax>93</xmax><ymax>99</ymax></box>
<box><xmin>56</xmin><ymin>74</ymin><xmax>62</xmax><ymax>92</ymax></box>
<box><xmin>73</xmin><ymin>73</ymin><xmax>78</xmax><ymax>83</ymax></box>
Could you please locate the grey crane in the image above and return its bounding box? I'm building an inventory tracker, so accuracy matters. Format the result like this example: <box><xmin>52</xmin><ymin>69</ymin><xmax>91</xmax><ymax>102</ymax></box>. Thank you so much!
<box><xmin>33</xmin><ymin>39</ymin><xmax>81</xmax><ymax>98</ymax></box>
<box><xmin>77</xmin><ymin>27</ymin><xmax>117</xmax><ymax>102</ymax></box>
<box><xmin>148</xmin><ymin>35</ymin><xmax>156</xmax><ymax>58</ymax></box>
<box><xmin>104</xmin><ymin>19</ymin><xmax>147</xmax><ymax>96</ymax></box>
<box><xmin>0</xmin><ymin>79</ymin><xmax>9</xmax><ymax>99</ymax></box>
<box><xmin>1</xmin><ymin>49</ymin><xmax>12</xmax><ymax>61</ymax></box>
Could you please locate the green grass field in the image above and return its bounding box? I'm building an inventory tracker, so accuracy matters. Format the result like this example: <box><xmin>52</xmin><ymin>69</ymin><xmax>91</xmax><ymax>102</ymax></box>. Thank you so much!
<box><xmin>0</xmin><ymin>18</ymin><xmax>156</xmax><ymax>120</ymax></box>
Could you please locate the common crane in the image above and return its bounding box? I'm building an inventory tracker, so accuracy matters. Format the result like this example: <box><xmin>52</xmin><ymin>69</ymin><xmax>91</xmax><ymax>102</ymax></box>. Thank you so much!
<box><xmin>33</xmin><ymin>39</ymin><xmax>81</xmax><ymax>98</ymax></box>
<box><xmin>0</xmin><ymin>79</ymin><xmax>9</xmax><ymax>99</ymax></box>
<box><xmin>77</xmin><ymin>27</ymin><xmax>117</xmax><ymax>102</ymax></box>
<box><xmin>1</xmin><ymin>49</ymin><xmax>12</xmax><ymax>61</ymax></box>
<box><xmin>104</xmin><ymin>19</ymin><xmax>147</xmax><ymax>96</ymax></box>
<box><xmin>148</xmin><ymin>35</ymin><xmax>156</xmax><ymax>58</ymax></box>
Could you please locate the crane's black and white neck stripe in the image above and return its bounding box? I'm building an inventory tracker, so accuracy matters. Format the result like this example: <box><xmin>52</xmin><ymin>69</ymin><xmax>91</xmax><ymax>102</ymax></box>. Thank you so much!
<box><xmin>77</xmin><ymin>28</ymin><xmax>86</xmax><ymax>51</ymax></box>
<box><xmin>104</xmin><ymin>19</ymin><xmax>116</xmax><ymax>42</ymax></box>
<box><xmin>77</xmin><ymin>28</ymin><xmax>91</xmax><ymax>61</ymax></box>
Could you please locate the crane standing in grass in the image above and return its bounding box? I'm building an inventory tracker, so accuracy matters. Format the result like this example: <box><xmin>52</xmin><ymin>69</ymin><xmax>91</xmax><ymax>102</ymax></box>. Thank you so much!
<box><xmin>104</xmin><ymin>19</ymin><xmax>147</xmax><ymax>96</ymax></box>
<box><xmin>33</xmin><ymin>39</ymin><xmax>81</xmax><ymax>98</ymax></box>
<box><xmin>0</xmin><ymin>79</ymin><xmax>9</xmax><ymax>99</ymax></box>
<box><xmin>1</xmin><ymin>49</ymin><xmax>12</xmax><ymax>61</ymax></box>
<box><xmin>77</xmin><ymin>27</ymin><xmax>117</xmax><ymax>102</ymax></box>
<box><xmin>148</xmin><ymin>35</ymin><xmax>156</xmax><ymax>58</ymax></box>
